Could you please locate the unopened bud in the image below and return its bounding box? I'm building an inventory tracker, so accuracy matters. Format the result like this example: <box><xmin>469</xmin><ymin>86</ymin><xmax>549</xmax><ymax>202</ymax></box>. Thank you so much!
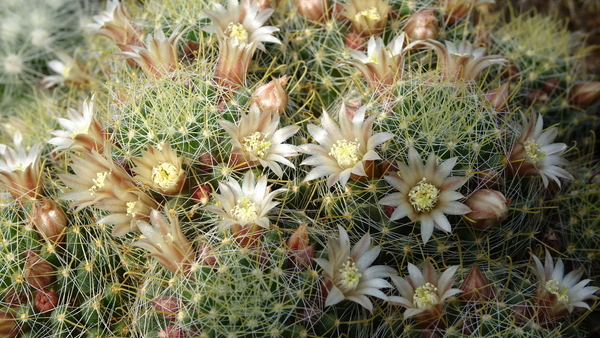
<box><xmin>2</xmin><ymin>289</ymin><xmax>25</xmax><ymax>308</ymax></box>
<box><xmin>252</xmin><ymin>76</ymin><xmax>289</xmax><ymax>116</ymax></box>
<box><xmin>345</xmin><ymin>33</ymin><xmax>366</xmax><ymax>50</ymax></box>
<box><xmin>460</xmin><ymin>266</ymin><xmax>492</xmax><ymax>302</ymax></box>
<box><xmin>404</xmin><ymin>9</ymin><xmax>439</xmax><ymax>41</ymax></box>
<box><xmin>152</xmin><ymin>296</ymin><xmax>182</xmax><ymax>321</ymax></box>
<box><xmin>295</xmin><ymin>0</ymin><xmax>329</xmax><ymax>24</ymax></box>
<box><xmin>192</xmin><ymin>184</ymin><xmax>212</xmax><ymax>206</ymax></box>
<box><xmin>501</xmin><ymin>62</ymin><xmax>520</xmax><ymax>82</ymax></box>
<box><xmin>287</xmin><ymin>223</ymin><xmax>315</xmax><ymax>269</ymax></box>
<box><xmin>34</xmin><ymin>289</ymin><xmax>59</xmax><ymax>312</ymax></box>
<box><xmin>525</xmin><ymin>89</ymin><xmax>549</xmax><ymax>106</ymax></box>
<box><xmin>569</xmin><ymin>82</ymin><xmax>600</xmax><ymax>108</ymax></box>
<box><xmin>198</xmin><ymin>153</ymin><xmax>217</xmax><ymax>172</ymax></box>
<box><xmin>255</xmin><ymin>0</ymin><xmax>272</xmax><ymax>12</ymax></box>
<box><xmin>158</xmin><ymin>325</ymin><xmax>188</xmax><ymax>338</ymax></box>
<box><xmin>31</xmin><ymin>197</ymin><xmax>67</xmax><ymax>244</ymax></box>
<box><xmin>442</xmin><ymin>0</ymin><xmax>473</xmax><ymax>25</ymax></box>
<box><xmin>485</xmin><ymin>82</ymin><xmax>510</xmax><ymax>112</ymax></box>
<box><xmin>24</xmin><ymin>250</ymin><xmax>55</xmax><ymax>290</ymax></box>
<box><xmin>197</xmin><ymin>242</ymin><xmax>218</xmax><ymax>266</ymax></box>
<box><xmin>464</xmin><ymin>189</ymin><xmax>510</xmax><ymax>229</ymax></box>
<box><xmin>542</xmin><ymin>78</ymin><xmax>560</xmax><ymax>96</ymax></box>
<box><xmin>0</xmin><ymin>311</ymin><xmax>19</xmax><ymax>338</ymax></box>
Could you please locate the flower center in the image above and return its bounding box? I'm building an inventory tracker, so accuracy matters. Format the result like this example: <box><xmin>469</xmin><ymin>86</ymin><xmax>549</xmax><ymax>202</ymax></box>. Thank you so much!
<box><xmin>408</xmin><ymin>178</ymin><xmax>440</xmax><ymax>213</ymax></box>
<box><xmin>367</xmin><ymin>54</ymin><xmax>379</xmax><ymax>64</ymax></box>
<box><xmin>544</xmin><ymin>279</ymin><xmax>569</xmax><ymax>303</ymax></box>
<box><xmin>89</xmin><ymin>171</ymin><xmax>108</xmax><ymax>196</ymax></box>
<box><xmin>242</xmin><ymin>132</ymin><xmax>272</xmax><ymax>158</ymax></box>
<box><xmin>329</xmin><ymin>139</ymin><xmax>361</xmax><ymax>168</ymax></box>
<box><xmin>524</xmin><ymin>139</ymin><xmax>546</xmax><ymax>166</ymax></box>
<box><xmin>70</xmin><ymin>124</ymin><xmax>90</xmax><ymax>138</ymax></box>
<box><xmin>126</xmin><ymin>201</ymin><xmax>137</xmax><ymax>217</ymax></box>
<box><xmin>151</xmin><ymin>162</ymin><xmax>180</xmax><ymax>189</ymax></box>
<box><xmin>231</xmin><ymin>197</ymin><xmax>259</xmax><ymax>223</ymax></box>
<box><xmin>226</xmin><ymin>23</ymin><xmax>248</xmax><ymax>43</ymax></box>
<box><xmin>336</xmin><ymin>259</ymin><xmax>362</xmax><ymax>293</ymax></box>
<box><xmin>413</xmin><ymin>282</ymin><xmax>440</xmax><ymax>310</ymax></box>
<box><xmin>355</xmin><ymin>7</ymin><xmax>381</xmax><ymax>21</ymax></box>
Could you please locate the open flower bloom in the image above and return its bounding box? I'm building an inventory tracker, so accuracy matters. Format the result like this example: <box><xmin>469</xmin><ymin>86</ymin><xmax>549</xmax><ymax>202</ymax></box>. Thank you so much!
<box><xmin>132</xmin><ymin>142</ymin><xmax>186</xmax><ymax>195</ymax></box>
<box><xmin>48</xmin><ymin>95</ymin><xmax>106</xmax><ymax>153</ymax></box>
<box><xmin>40</xmin><ymin>51</ymin><xmax>90</xmax><ymax>89</ymax></box>
<box><xmin>346</xmin><ymin>34</ymin><xmax>423</xmax><ymax>91</ymax></box>
<box><xmin>0</xmin><ymin>132</ymin><xmax>43</xmax><ymax>201</ymax></box>
<box><xmin>300</xmin><ymin>105</ymin><xmax>393</xmax><ymax>187</ymax></box>
<box><xmin>59</xmin><ymin>148</ymin><xmax>158</xmax><ymax>237</ymax></box>
<box><xmin>313</xmin><ymin>226</ymin><xmax>396</xmax><ymax>312</ymax></box>
<box><xmin>532</xmin><ymin>249</ymin><xmax>599</xmax><ymax>323</ymax></box>
<box><xmin>507</xmin><ymin>112</ymin><xmax>573</xmax><ymax>188</ymax></box>
<box><xmin>389</xmin><ymin>259</ymin><xmax>461</xmax><ymax>326</ymax></box>
<box><xmin>340</xmin><ymin>0</ymin><xmax>392</xmax><ymax>37</ymax></box>
<box><xmin>203</xmin><ymin>0</ymin><xmax>281</xmax><ymax>88</ymax></box>
<box><xmin>219</xmin><ymin>103</ymin><xmax>299</xmax><ymax>178</ymax></box>
<box><xmin>426</xmin><ymin>39</ymin><xmax>506</xmax><ymax>82</ymax></box>
<box><xmin>118</xmin><ymin>28</ymin><xmax>183</xmax><ymax>79</ymax></box>
<box><xmin>379</xmin><ymin>147</ymin><xmax>470</xmax><ymax>244</ymax></box>
<box><xmin>133</xmin><ymin>209</ymin><xmax>194</xmax><ymax>275</ymax></box>
<box><xmin>87</xmin><ymin>0</ymin><xmax>141</xmax><ymax>52</ymax></box>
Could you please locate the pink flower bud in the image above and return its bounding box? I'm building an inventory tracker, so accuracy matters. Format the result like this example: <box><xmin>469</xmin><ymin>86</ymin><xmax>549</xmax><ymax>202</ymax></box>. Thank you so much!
<box><xmin>152</xmin><ymin>296</ymin><xmax>182</xmax><ymax>321</ymax></box>
<box><xmin>287</xmin><ymin>223</ymin><xmax>315</xmax><ymax>269</ymax></box>
<box><xmin>34</xmin><ymin>289</ymin><xmax>59</xmax><ymax>312</ymax></box>
<box><xmin>460</xmin><ymin>266</ymin><xmax>492</xmax><ymax>302</ymax></box>
<box><xmin>569</xmin><ymin>82</ymin><xmax>600</xmax><ymax>108</ymax></box>
<box><xmin>295</xmin><ymin>0</ymin><xmax>329</xmax><ymax>24</ymax></box>
<box><xmin>485</xmin><ymin>82</ymin><xmax>510</xmax><ymax>112</ymax></box>
<box><xmin>158</xmin><ymin>325</ymin><xmax>188</xmax><ymax>338</ymax></box>
<box><xmin>345</xmin><ymin>33</ymin><xmax>366</xmax><ymax>50</ymax></box>
<box><xmin>197</xmin><ymin>242</ymin><xmax>218</xmax><ymax>266</ymax></box>
<box><xmin>252</xmin><ymin>76</ymin><xmax>289</xmax><ymax>116</ymax></box>
<box><xmin>464</xmin><ymin>189</ymin><xmax>510</xmax><ymax>229</ymax></box>
<box><xmin>404</xmin><ymin>9</ymin><xmax>439</xmax><ymax>41</ymax></box>
<box><xmin>31</xmin><ymin>197</ymin><xmax>68</xmax><ymax>244</ymax></box>
<box><xmin>23</xmin><ymin>250</ymin><xmax>55</xmax><ymax>290</ymax></box>
<box><xmin>255</xmin><ymin>0</ymin><xmax>272</xmax><ymax>12</ymax></box>
<box><xmin>0</xmin><ymin>311</ymin><xmax>19</xmax><ymax>338</ymax></box>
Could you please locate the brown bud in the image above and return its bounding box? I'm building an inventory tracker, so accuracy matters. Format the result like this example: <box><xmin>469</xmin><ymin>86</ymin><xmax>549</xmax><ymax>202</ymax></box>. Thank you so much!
<box><xmin>152</xmin><ymin>296</ymin><xmax>182</xmax><ymax>321</ymax></box>
<box><xmin>460</xmin><ymin>266</ymin><xmax>492</xmax><ymax>303</ymax></box>
<box><xmin>542</xmin><ymin>78</ymin><xmax>560</xmax><ymax>96</ymax></box>
<box><xmin>31</xmin><ymin>197</ymin><xmax>67</xmax><ymax>244</ymax></box>
<box><xmin>442</xmin><ymin>0</ymin><xmax>472</xmax><ymax>25</ymax></box>
<box><xmin>183</xmin><ymin>40</ymin><xmax>200</xmax><ymax>60</ymax></box>
<box><xmin>404</xmin><ymin>9</ymin><xmax>439</xmax><ymax>41</ymax></box>
<box><xmin>252</xmin><ymin>76</ymin><xmax>289</xmax><ymax>117</ymax></box>
<box><xmin>34</xmin><ymin>289</ymin><xmax>59</xmax><ymax>312</ymax></box>
<box><xmin>287</xmin><ymin>223</ymin><xmax>315</xmax><ymax>269</ymax></box>
<box><xmin>464</xmin><ymin>189</ymin><xmax>510</xmax><ymax>229</ymax></box>
<box><xmin>192</xmin><ymin>184</ymin><xmax>212</xmax><ymax>206</ymax></box>
<box><xmin>295</xmin><ymin>0</ymin><xmax>329</xmax><ymax>24</ymax></box>
<box><xmin>198</xmin><ymin>153</ymin><xmax>218</xmax><ymax>172</ymax></box>
<box><xmin>569</xmin><ymin>82</ymin><xmax>600</xmax><ymax>108</ymax></box>
<box><xmin>23</xmin><ymin>250</ymin><xmax>55</xmax><ymax>290</ymax></box>
<box><xmin>0</xmin><ymin>310</ymin><xmax>19</xmax><ymax>338</ymax></box>
<box><xmin>543</xmin><ymin>227</ymin><xmax>563</xmax><ymax>252</ymax></box>
<box><xmin>345</xmin><ymin>33</ymin><xmax>366</xmax><ymax>50</ymax></box>
<box><xmin>501</xmin><ymin>62</ymin><xmax>520</xmax><ymax>81</ymax></box>
<box><xmin>485</xmin><ymin>82</ymin><xmax>510</xmax><ymax>112</ymax></box>
<box><xmin>158</xmin><ymin>325</ymin><xmax>188</xmax><ymax>338</ymax></box>
<box><xmin>2</xmin><ymin>289</ymin><xmax>25</xmax><ymax>308</ymax></box>
<box><xmin>525</xmin><ymin>89</ymin><xmax>549</xmax><ymax>106</ymax></box>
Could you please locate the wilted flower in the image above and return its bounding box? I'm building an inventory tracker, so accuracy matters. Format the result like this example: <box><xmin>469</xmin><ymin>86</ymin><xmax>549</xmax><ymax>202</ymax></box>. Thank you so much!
<box><xmin>568</xmin><ymin>82</ymin><xmax>600</xmax><ymax>108</ymax></box>
<box><xmin>313</xmin><ymin>226</ymin><xmax>396</xmax><ymax>312</ymax></box>
<box><xmin>203</xmin><ymin>171</ymin><xmax>285</xmax><ymax>246</ymax></box>
<box><xmin>507</xmin><ymin>112</ymin><xmax>573</xmax><ymax>187</ymax></box>
<box><xmin>294</xmin><ymin>0</ymin><xmax>329</xmax><ymax>24</ymax></box>
<box><xmin>532</xmin><ymin>249</ymin><xmax>599</xmax><ymax>324</ymax></box>
<box><xmin>118</xmin><ymin>28</ymin><xmax>183</xmax><ymax>79</ymax></box>
<box><xmin>48</xmin><ymin>95</ymin><xmax>106</xmax><ymax>153</ymax></box>
<box><xmin>87</xmin><ymin>0</ymin><xmax>141</xmax><ymax>52</ymax></box>
<box><xmin>464</xmin><ymin>189</ymin><xmax>509</xmax><ymax>229</ymax></box>
<box><xmin>0</xmin><ymin>132</ymin><xmax>44</xmax><ymax>201</ymax></box>
<box><xmin>132</xmin><ymin>142</ymin><xmax>186</xmax><ymax>195</ymax></box>
<box><xmin>340</xmin><ymin>0</ymin><xmax>392</xmax><ymax>37</ymax></box>
<box><xmin>133</xmin><ymin>209</ymin><xmax>194</xmax><ymax>275</ymax></box>
<box><xmin>389</xmin><ymin>259</ymin><xmax>462</xmax><ymax>327</ymax></box>
<box><xmin>404</xmin><ymin>9</ymin><xmax>439</xmax><ymax>41</ymax></box>
<box><xmin>379</xmin><ymin>147</ymin><xmax>471</xmax><ymax>244</ymax></box>
<box><xmin>426</xmin><ymin>39</ymin><xmax>506</xmax><ymax>82</ymax></box>
<box><xmin>23</xmin><ymin>250</ymin><xmax>55</xmax><ymax>290</ymax></box>
<box><xmin>300</xmin><ymin>105</ymin><xmax>393</xmax><ymax>187</ymax></box>
<box><xmin>252</xmin><ymin>76</ymin><xmax>289</xmax><ymax>116</ymax></box>
<box><xmin>440</xmin><ymin>0</ymin><xmax>494</xmax><ymax>25</ymax></box>
<box><xmin>219</xmin><ymin>103</ymin><xmax>299</xmax><ymax>178</ymax></box>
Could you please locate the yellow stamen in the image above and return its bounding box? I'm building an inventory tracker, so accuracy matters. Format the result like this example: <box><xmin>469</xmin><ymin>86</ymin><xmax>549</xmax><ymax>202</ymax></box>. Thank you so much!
<box><xmin>329</xmin><ymin>139</ymin><xmax>361</xmax><ymax>168</ymax></box>
<box><xmin>413</xmin><ymin>282</ymin><xmax>440</xmax><ymax>310</ymax></box>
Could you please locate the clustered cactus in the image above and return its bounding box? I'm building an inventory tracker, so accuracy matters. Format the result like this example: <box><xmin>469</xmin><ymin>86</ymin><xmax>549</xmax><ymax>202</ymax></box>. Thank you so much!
<box><xmin>1</xmin><ymin>0</ymin><xmax>600</xmax><ymax>337</ymax></box>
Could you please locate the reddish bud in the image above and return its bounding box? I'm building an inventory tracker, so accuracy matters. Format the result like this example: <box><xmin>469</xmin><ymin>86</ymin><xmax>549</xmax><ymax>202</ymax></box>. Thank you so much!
<box><xmin>158</xmin><ymin>325</ymin><xmax>188</xmax><ymax>338</ymax></box>
<box><xmin>465</xmin><ymin>189</ymin><xmax>510</xmax><ymax>229</ymax></box>
<box><xmin>34</xmin><ymin>289</ymin><xmax>59</xmax><ymax>312</ymax></box>
<box><xmin>0</xmin><ymin>310</ymin><xmax>19</xmax><ymax>338</ymax></box>
<box><xmin>2</xmin><ymin>289</ymin><xmax>25</xmax><ymax>308</ymax></box>
<box><xmin>196</xmin><ymin>242</ymin><xmax>218</xmax><ymax>266</ymax></box>
<box><xmin>31</xmin><ymin>197</ymin><xmax>67</xmax><ymax>244</ymax></box>
<box><xmin>295</xmin><ymin>0</ymin><xmax>329</xmax><ymax>24</ymax></box>
<box><xmin>192</xmin><ymin>184</ymin><xmax>212</xmax><ymax>206</ymax></box>
<box><xmin>485</xmin><ymin>82</ymin><xmax>510</xmax><ymax>112</ymax></box>
<box><xmin>404</xmin><ymin>9</ymin><xmax>439</xmax><ymax>41</ymax></box>
<box><xmin>252</xmin><ymin>76</ymin><xmax>289</xmax><ymax>116</ymax></box>
<box><xmin>198</xmin><ymin>153</ymin><xmax>218</xmax><ymax>172</ymax></box>
<box><xmin>345</xmin><ymin>33</ymin><xmax>366</xmax><ymax>50</ymax></box>
<box><xmin>287</xmin><ymin>223</ymin><xmax>315</xmax><ymax>269</ymax></box>
<box><xmin>569</xmin><ymin>82</ymin><xmax>600</xmax><ymax>107</ymax></box>
<box><xmin>152</xmin><ymin>296</ymin><xmax>182</xmax><ymax>321</ymax></box>
<box><xmin>501</xmin><ymin>62</ymin><xmax>520</xmax><ymax>81</ymax></box>
<box><xmin>460</xmin><ymin>266</ymin><xmax>492</xmax><ymax>303</ymax></box>
<box><xmin>23</xmin><ymin>250</ymin><xmax>55</xmax><ymax>290</ymax></box>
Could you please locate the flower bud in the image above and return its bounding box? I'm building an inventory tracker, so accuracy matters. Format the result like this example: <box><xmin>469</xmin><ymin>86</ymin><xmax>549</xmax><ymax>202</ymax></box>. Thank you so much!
<box><xmin>542</xmin><ymin>78</ymin><xmax>560</xmax><ymax>96</ymax></box>
<box><xmin>569</xmin><ymin>82</ymin><xmax>600</xmax><ymax>108</ymax></box>
<box><xmin>485</xmin><ymin>82</ymin><xmax>510</xmax><ymax>112</ymax></box>
<box><xmin>460</xmin><ymin>266</ymin><xmax>492</xmax><ymax>303</ymax></box>
<box><xmin>255</xmin><ymin>0</ymin><xmax>272</xmax><ymax>12</ymax></box>
<box><xmin>34</xmin><ymin>289</ymin><xmax>59</xmax><ymax>312</ymax></box>
<box><xmin>252</xmin><ymin>76</ymin><xmax>289</xmax><ymax>116</ymax></box>
<box><xmin>31</xmin><ymin>197</ymin><xmax>67</xmax><ymax>244</ymax></box>
<box><xmin>197</xmin><ymin>152</ymin><xmax>218</xmax><ymax>172</ymax></box>
<box><xmin>2</xmin><ymin>288</ymin><xmax>25</xmax><ymax>308</ymax></box>
<box><xmin>192</xmin><ymin>184</ymin><xmax>212</xmax><ymax>206</ymax></box>
<box><xmin>404</xmin><ymin>9</ymin><xmax>439</xmax><ymax>41</ymax></box>
<box><xmin>525</xmin><ymin>89</ymin><xmax>549</xmax><ymax>106</ymax></box>
<box><xmin>345</xmin><ymin>33</ymin><xmax>366</xmax><ymax>50</ymax></box>
<box><xmin>464</xmin><ymin>189</ymin><xmax>509</xmax><ymax>229</ymax></box>
<box><xmin>287</xmin><ymin>223</ymin><xmax>315</xmax><ymax>269</ymax></box>
<box><xmin>441</xmin><ymin>0</ymin><xmax>473</xmax><ymax>25</ymax></box>
<box><xmin>23</xmin><ymin>250</ymin><xmax>55</xmax><ymax>290</ymax></box>
<box><xmin>158</xmin><ymin>325</ymin><xmax>188</xmax><ymax>338</ymax></box>
<box><xmin>197</xmin><ymin>242</ymin><xmax>218</xmax><ymax>266</ymax></box>
<box><xmin>152</xmin><ymin>296</ymin><xmax>182</xmax><ymax>321</ymax></box>
<box><xmin>0</xmin><ymin>311</ymin><xmax>19</xmax><ymax>338</ymax></box>
<box><xmin>295</xmin><ymin>0</ymin><xmax>329</xmax><ymax>24</ymax></box>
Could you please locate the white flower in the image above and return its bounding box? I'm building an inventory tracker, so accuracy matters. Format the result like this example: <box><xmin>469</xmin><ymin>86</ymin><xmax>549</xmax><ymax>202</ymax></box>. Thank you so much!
<box><xmin>313</xmin><ymin>225</ymin><xmax>396</xmax><ymax>312</ymax></box>
<box><xmin>389</xmin><ymin>259</ymin><xmax>462</xmax><ymax>321</ymax></box>
<box><xmin>507</xmin><ymin>112</ymin><xmax>573</xmax><ymax>187</ymax></box>
<box><xmin>118</xmin><ymin>28</ymin><xmax>183</xmax><ymax>79</ymax></box>
<box><xmin>300</xmin><ymin>105</ymin><xmax>393</xmax><ymax>187</ymax></box>
<box><xmin>0</xmin><ymin>132</ymin><xmax>44</xmax><ymax>200</ymax></box>
<box><xmin>48</xmin><ymin>95</ymin><xmax>105</xmax><ymax>153</ymax></box>
<box><xmin>340</xmin><ymin>0</ymin><xmax>392</xmax><ymax>36</ymax></box>
<box><xmin>40</xmin><ymin>51</ymin><xmax>89</xmax><ymax>88</ymax></box>
<box><xmin>379</xmin><ymin>147</ymin><xmax>470</xmax><ymax>244</ymax></box>
<box><xmin>219</xmin><ymin>103</ymin><xmax>299</xmax><ymax>178</ymax></box>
